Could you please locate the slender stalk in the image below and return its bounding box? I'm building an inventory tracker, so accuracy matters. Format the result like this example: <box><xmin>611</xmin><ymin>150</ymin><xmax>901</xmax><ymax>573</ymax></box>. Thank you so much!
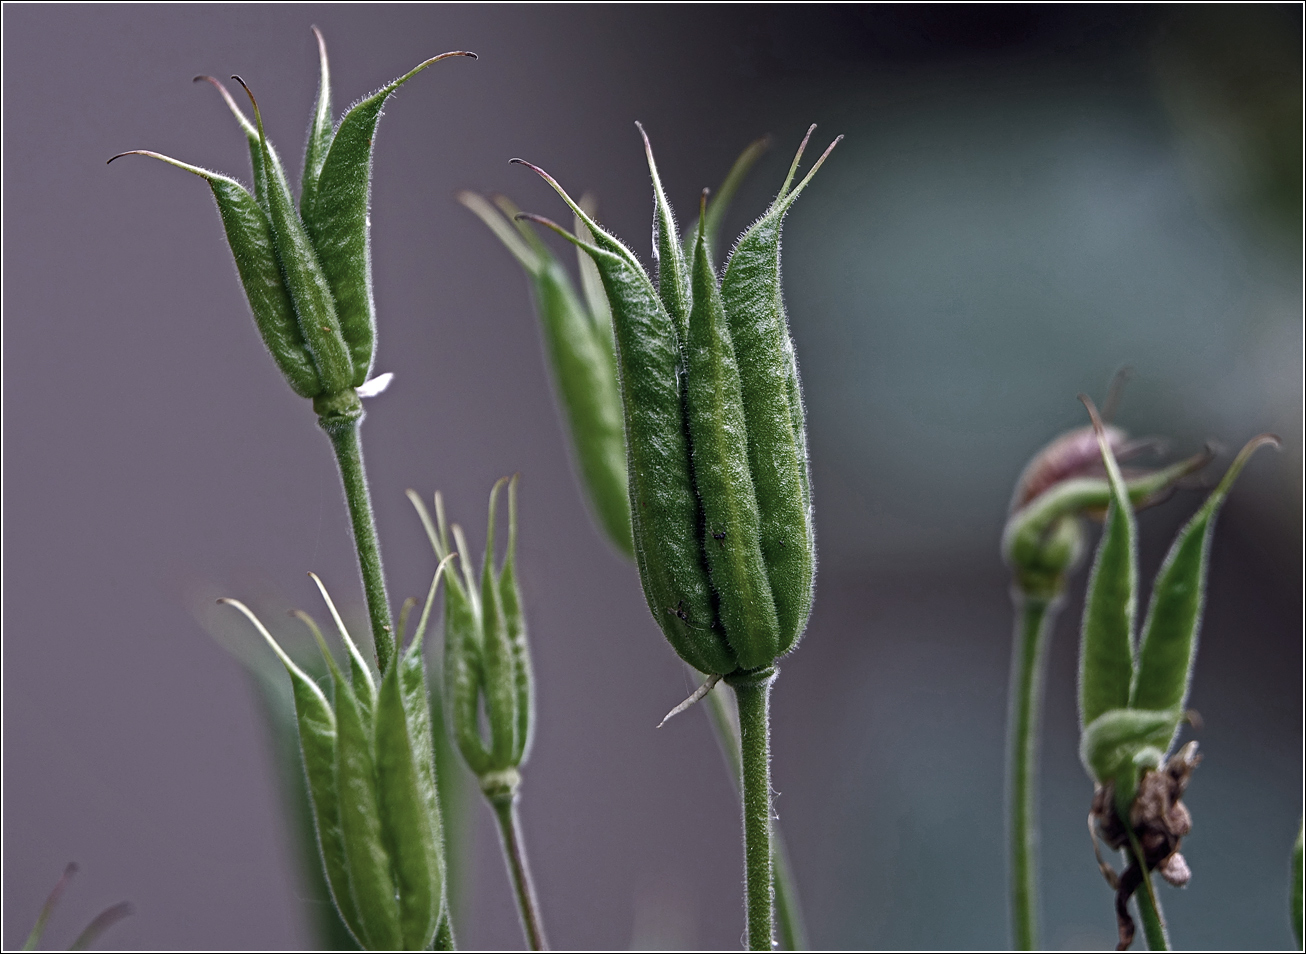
<box><xmin>491</xmin><ymin>794</ymin><xmax>549</xmax><ymax>950</ymax></box>
<box><xmin>321</xmin><ymin>414</ymin><xmax>395</xmax><ymax>674</ymax></box>
<box><xmin>704</xmin><ymin>678</ymin><xmax>808</xmax><ymax>949</ymax></box>
<box><xmin>730</xmin><ymin>667</ymin><xmax>777</xmax><ymax>951</ymax></box>
<box><xmin>1006</xmin><ymin>590</ymin><xmax>1058</xmax><ymax>951</ymax></box>
<box><xmin>1126</xmin><ymin>829</ymin><xmax>1170</xmax><ymax>951</ymax></box>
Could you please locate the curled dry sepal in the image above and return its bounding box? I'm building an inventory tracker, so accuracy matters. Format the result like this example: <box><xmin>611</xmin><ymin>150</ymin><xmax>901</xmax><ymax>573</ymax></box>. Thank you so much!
<box><xmin>220</xmin><ymin>565</ymin><xmax>455</xmax><ymax>951</ymax></box>
<box><xmin>456</xmin><ymin>137</ymin><xmax>770</xmax><ymax>561</ymax></box>
<box><xmin>1073</xmin><ymin>395</ymin><xmax>1279</xmax><ymax>950</ymax></box>
<box><xmin>510</xmin><ymin>125</ymin><xmax>839</xmax><ymax>678</ymax></box>
<box><xmin>109</xmin><ymin>29</ymin><xmax>473</xmax><ymax>426</ymax></box>
<box><xmin>408</xmin><ymin>479</ymin><xmax>535</xmax><ymax>799</ymax></box>
<box><xmin>1002</xmin><ymin>386</ymin><xmax>1214</xmax><ymax>602</ymax></box>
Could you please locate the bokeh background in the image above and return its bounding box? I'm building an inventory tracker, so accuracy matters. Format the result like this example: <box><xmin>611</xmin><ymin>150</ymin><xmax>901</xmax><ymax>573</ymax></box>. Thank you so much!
<box><xmin>4</xmin><ymin>6</ymin><xmax>1301</xmax><ymax>950</ymax></box>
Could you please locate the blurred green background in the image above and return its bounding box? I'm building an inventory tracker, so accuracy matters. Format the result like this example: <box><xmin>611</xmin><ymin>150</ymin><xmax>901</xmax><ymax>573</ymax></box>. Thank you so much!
<box><xmin>4</xmin><ymin>6</ymin><xmax>1300</xmax><ymax>949</ymax></box>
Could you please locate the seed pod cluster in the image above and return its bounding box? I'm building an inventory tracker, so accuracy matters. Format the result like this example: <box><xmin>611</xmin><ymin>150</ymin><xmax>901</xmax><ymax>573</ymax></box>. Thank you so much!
<box><xmin>111</xmin><ymin>30</ymin><xmax>473</xmax><ymax>417</ymax></box>
<box><xmin>458</xmin><ymin>140</ymin><xmax>770</xmax><ymax>562</ymax></box>
<box><xmin>1072</xmin><ymin>397</ymin><xmax>1277</xmax><ymax>944</ymax></box>
<box><xmin>222</xmin><ymin>568</ymin><xmax>453</xmax><ymax>951</ymax></box>
<box><xmin>409</xmin><ymin>479</ymin><xmax>534</xmax><ymax>791</ymax></box>
<box><xmin>512</xmin><ymin>126</ymin><xmax>839</xmax><ymax>675</ymax></box>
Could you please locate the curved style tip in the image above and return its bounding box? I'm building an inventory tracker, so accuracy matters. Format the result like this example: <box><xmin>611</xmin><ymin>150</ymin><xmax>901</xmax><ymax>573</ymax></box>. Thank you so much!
<box><xmin>71</xmin><ymin>901</ymin><xmax>133</xmax><ymax>950</ymax></box>
<box><xmin>230</xmin><ymin>74</ymin><xmax>260</xmax><ymax>116</ymax></box>
<box><xmin>1078</xmin><ymin>393</ymin><xmax>1107</xmax><ymax>437</ymax></box>
<box><xmin>514</xmin><ymin>211</ymin><xmax>560</xmax><ymax>230</ymax></box>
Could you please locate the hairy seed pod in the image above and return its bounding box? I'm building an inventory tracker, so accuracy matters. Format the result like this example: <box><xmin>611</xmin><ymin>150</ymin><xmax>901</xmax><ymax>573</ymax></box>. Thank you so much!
<box><xmin>237</xmin><ymin>77</ymin><xmax>354</xmax><ymax>395</ymax></box>
<box><xmin>686</xmin><ymin>200</ymin><xmax>780</xmax><ymax>670</ymax></box>
<box><xmin>116</xmin><ymin>32</ymin><xmax>473</xmax><ymax>402</ymax></box>
<box><xmin>513</xmin><ymin>161</ymin><xmax>734</xmax><ymax>675</ymax></box>
<box><xmin>513</xmin><ymin>126</ymin><xmax>838</xmax><ymax>674</ymax></box>
<box><xmin>719</xmin><ymin>127</ymin><xmax>837</xmax><ymax>658</ymax></box>
<box><xmin>223</xmin><ymin>568</ymin><xmax>451</xmax><ymax>950</ymax></box>
<box><xmin>409</xmin><ymin>479</ymin><xmax>535</xmax><ymax>782</ymax></box>
<box><xmin>302</xmin><ymin>47</ymin><xmax>476</xmax><ymax>386</ymax></box>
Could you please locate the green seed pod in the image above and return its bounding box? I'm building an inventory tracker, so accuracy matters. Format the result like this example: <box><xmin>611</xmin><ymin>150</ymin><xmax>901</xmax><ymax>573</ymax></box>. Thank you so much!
<box><xmin>686</xmin><ymin>200</ymin><xmax>781</xmax><ymax>670</ymax></box>
<box><xmin>236</xmin><ymin>77</ymin><xmax>355</xmax><ymax>396</ymax></box>
<box><xmin>300</xmin><ymin>27</ymin><xmax>334</xmax><ymax>219</ymax></box>
<box><xmin>719</xmin><ymin>127</ymin><xmax>837</xmax><ymax>658</ymax></box>
<box><xmin>637</xmin><ymin>123</ymin><xmax>691</xmax><ymax>336</ymax></box>
<box><xmin>113</xmin><ymin>32</ymin><xmax>474</xmax><ymax>399</ymax></box>
<box><xmin>222</xmin><ymin>563</ymin><xmax>453</xmax><ymax>950</ymax></box>
<box><xmin>513</xmin><ymin>126</ymin><xmax>838</xmax><ymax>674</ymax></box>
<box><xmin>1078</xmin><ymin>400</ymin><xmax>1140</xmax><ymax>731</ymax></box>
<box><xmin>512</xmin><ymin>160</ymin><xmax>733</xmax><ymax>675</ymax></box>
<box><xmin>107</xmin><ymin>151</ymin><xmax>323</xmax><ymax>398</ymax></box>
<box><xmin>301</xmin><ymin>44</ymin><xmax>476</xmax><ymax>386</ymax></box>
<box><xmin>408</xmin><ymin>479</ymin><xmax>535</xmax><ymax>783</ymax></box>
<box><xmin>1130</xmin><ymin>434</ymin><xmax>1280</xmax><ymax>736</ymax></box>
<box><xmin>1075</xmin><ymin>396</ymin><xmax>1278</xmax><ymax>804</ymax></box>
<box><xmin>458</xmin><ymin>191</ymin><xmax>633</xmax><ymax>557</ymax></box>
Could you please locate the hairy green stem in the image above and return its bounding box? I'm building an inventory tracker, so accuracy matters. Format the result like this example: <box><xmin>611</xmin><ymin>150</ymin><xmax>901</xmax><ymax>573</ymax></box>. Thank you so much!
<box><xmin>491</xmin><ymin>795</ymin><xmax>548</xmax><ymax>950</ymax></box>
<box><xmin>731</xmin><ymin>668</ymin><xmax>777</xmax><ymax>951</ymax></box>
<box><xmin>704</xmin><ymin>679</ymin><xmax>807</xmax><ymax>949</ymax></box>
<box><xmin>321</xmin><ymin>414</ymin><xmax>395</xmax><ymax>674</ymax></box>
<box><xmin>1007</xmin><ymin>591</ymin><xmax>1058</xmax><ymax>951</ymax></box>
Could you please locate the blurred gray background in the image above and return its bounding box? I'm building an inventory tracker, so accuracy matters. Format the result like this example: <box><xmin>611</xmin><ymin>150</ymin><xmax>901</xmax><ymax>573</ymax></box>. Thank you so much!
<box><xmin>3</xmin><ymin>6</ymin><xmax>1300</xmax><ymax>950</ymax></box>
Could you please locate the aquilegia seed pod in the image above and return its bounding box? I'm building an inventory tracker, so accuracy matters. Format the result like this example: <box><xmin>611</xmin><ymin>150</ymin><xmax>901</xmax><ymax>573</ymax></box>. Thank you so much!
<box><xmin>110</xmin><ymin>30</ymin><xmax>474</xmax><ymax>420</ymax></box>
<box><xmin>458</xmin><ymin>139</ymin><xmax>769</xmax><ymax>561</ymax></box>
<box><xmin>221</xmin><ymin>564</ymin><xmax>453</xmax><ymax>951</ymax></box>
<box><xmin>1073</xmin><ymin>396</ymin><xmax>1278</xmax><ymax>948</ymax></box>
<box><xmin>409</xmin><ymin>479</ymin><xmax>534</xmax><ymax>793</ymax></box>
<box><xmin>511</xmin><ymin>126</ymin><xmax>839</xmax><ymax>675</ymax></box>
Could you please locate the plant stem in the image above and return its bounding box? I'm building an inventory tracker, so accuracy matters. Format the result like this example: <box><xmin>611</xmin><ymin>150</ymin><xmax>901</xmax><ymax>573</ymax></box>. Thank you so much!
<box><xmin>704</xmin><ymin>676</ymin><xmax>807</xmax><ymax>949</ymax></box>
<box><xmin>1127</xmin><ymin>829</ymin><xmax>1170</xmax><ymax>951</ymax></box>
<box><xmin>1007</xmin><ymin>591</ymin><xmax>1058</xmax><ymax>951</ymax></box>
<box><xmin>491</xmin><ymin>794</ymin><xmax>549</xmax><ymax>950</ymax></box>
<box><xmin>730</xmin><ymin>667</ymin><xmax>777</xmax><ymax>951</ymax></box>
<box><xmin>321</xmin><ymin>414</ymin><xmax>395</xmax><ymax>674</ymax></box>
